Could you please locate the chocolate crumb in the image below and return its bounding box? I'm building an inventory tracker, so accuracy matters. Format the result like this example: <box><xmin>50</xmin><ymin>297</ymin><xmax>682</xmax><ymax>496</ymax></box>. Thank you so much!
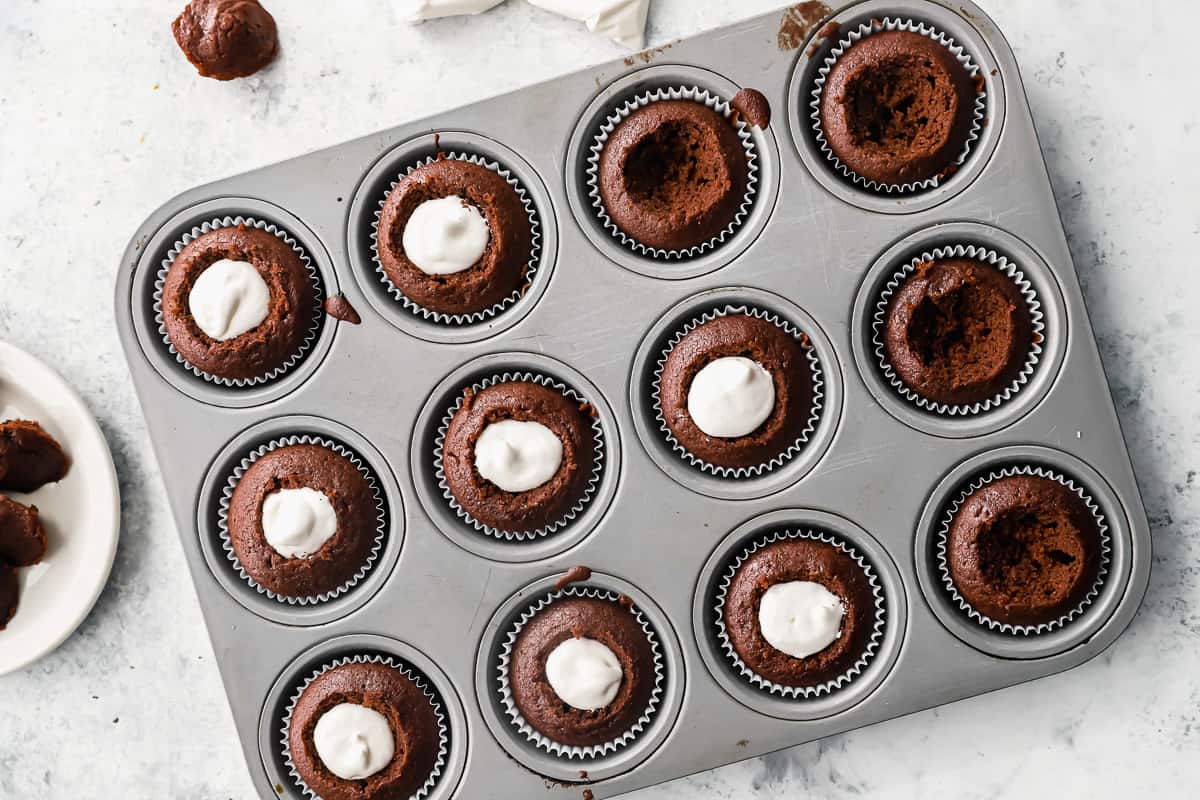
<box><xmin>171</xmin><ymin>0</ymin><xmax>278</xmax><ymax>81</ymax></box>
<box><xmin>617</xmin><ymin>594</ymin><xmax>635</xmax><ymax>610</ymax></box>
<box><xmin>554</xmin><ymin>566</ymin><xmax>593</xmax><ymax>592</ymax></box>
<box><xmin>731</xmin><ymin>88</ymin><xmax>771</xmax><ymax>129</ymax></box>
<box><xmin>324</xmin><ymin>294</ymin><xmax>361</xmax><ymax>324</ymax></box>
<box><xmin>583</xmin><ymin>791</ymin><xmax>594</xmax><ymax>800</ymax></box>
<box><xmin>579</xmin><ymin>770</ymin><xmax>589</xmax><ymax>779</ymax></box>
<box><xmin>778</xmin><ymin>2</ymin><xmax>832</xmax><ymax>51</ymax></box>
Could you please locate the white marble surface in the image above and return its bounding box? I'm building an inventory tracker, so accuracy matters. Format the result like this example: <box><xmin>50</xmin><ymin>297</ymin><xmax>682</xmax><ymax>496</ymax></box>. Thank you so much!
<box><xmin>0</xmin><ymin>1</ymin><xmax>1197</xmax><ymax>797</ymax></box>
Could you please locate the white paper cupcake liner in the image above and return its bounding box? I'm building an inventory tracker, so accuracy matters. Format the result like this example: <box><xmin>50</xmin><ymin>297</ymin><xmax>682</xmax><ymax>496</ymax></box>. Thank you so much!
<box><xmin>153</xmin><ymin>215</ymin><xmax>324</xmax><ymax>387</ymax></box>
<box><xmin>280</xmin><ymin>653</ymin><xmax>449</xmax><ymax>800</ymax></box>
<box><xmin>585</xmin><ymin>85</ymin><xmax>760</xmax><ymax>260</ymax></box>
<box><xmin>369</xmin><ymin>151</ymin><xmax>542</xmax><ymax>325</ymax></box>
<box><xmin>651</xmin><ymin>305</ymin><xmax>824</xmax><ymax>478</ymax></box>
<box><xmin>935</xmin><ymin>465</ymin><xmax>1112</xmax><ymax>635</ymax></box>
<box><xmin>713</xmin><ymin>528</ymin><xmax>887</xmax><ymax>699</ymax></box>
<box><xmin>871</xmin><ymin>243</ymin><xmax>1044</xmax><ymax>416</ymax></box>
<box><xmin>496</xmin><ymin>586</ymin><xmax>665</xmax><ymax>760</ymax></box>
<box><xmin>432</xmin><ymin>371</ymin><xmax>605</xmax><ymax>542</ymax></box>
<box><xmin>809</xmin><ymin>17</ymin><xmax>987</xmax><ymax>194</ymax></box>
<box><xmin>217</xmin><ymin>434</ymin><xmax>387</xmax><ymax>605</ymax></box>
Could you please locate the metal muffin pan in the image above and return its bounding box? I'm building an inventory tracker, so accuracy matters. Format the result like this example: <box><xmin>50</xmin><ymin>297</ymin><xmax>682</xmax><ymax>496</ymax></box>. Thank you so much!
<box><xmin>113</xmin><ymin>2</ymin><xmax>1151</xmax><ymax>798</ymax></box>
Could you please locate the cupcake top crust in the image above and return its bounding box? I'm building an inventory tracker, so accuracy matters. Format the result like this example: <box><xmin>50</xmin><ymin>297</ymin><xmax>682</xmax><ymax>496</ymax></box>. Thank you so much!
<box><xmin>227</xmin><ymin>442</ymin><xmax>379</xmax><ymax>598</ymax></box>
<box><xmin>946</xmin><ymin>474</ymin><xmax>1105</xmax><ymax>627</ymax></box>
<box><xmin>658</xmin><ymin>313</ymin><xmax>815</xmax><ymax>470</ymax></box>
<box><xmin>440</xmin><ymin>380</ymin><xmax>596</xmax><ymax>534</ymax></box>
<box><xmin>288</xmin><ymin>660</ymin><xmax>443</xmax><ymax>800</ymax></box>
<box><xmin>376</xmin><ymin>158</ymin><xmax>532</xmax><ymax>316</ymax></box>
<box><xmin>0</xmin><ymin>495</ymin><xmax>48</xmax><ymax>567</ymax></box>
<box><xmin>722</xmin><ymin>536</ymin><xmax>878</xmax><ymax>689</ymax></box>
<box><xmin>0</xmin><ymin>419</ymin><xmax>69</xmax><ymax>493</ymax></box>
<box><xmin>509</xmin><ymin>594</ymin><xmax>657</xmax><ymax>747</ymax></box>
<box><xmin>161</xmin><ymin>224</ymin><xmax>316</xmax><ymax>381</ymax></box>
<box><xmin>819</xmin><ymin>29</ymin><xmax>977</xmax><ymax>186</ymax></box>
<box><xmin>882</xmin><ymin>257</ymin><xmax>1033</xmax><ymax>407</ymax></box>
<box><xmin>598</xmin><ymin>99</ymin><xmax>749</xmax><ymax>252</ymax></box>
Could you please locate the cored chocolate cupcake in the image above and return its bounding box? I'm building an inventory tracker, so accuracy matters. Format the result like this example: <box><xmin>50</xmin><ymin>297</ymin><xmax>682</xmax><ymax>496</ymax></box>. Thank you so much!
<box><xmin>718</xmin><ymin>532</ymin><xmax>882</xmax><ymax>693</ymax></box>
<box><xmin>880</xmin><ymin>256</ymin><xmax>1035</xmax><ymax>408</ymax></box>
<box><xmin>285</xmin><ymin>658</ymin><xmax>446</xmax><ymax>800</ymax></box>
<box><xmin>816</xmin><ymin>26</ymin><xmax>980</xmax><ymax>188</ymax></box>
<box><xmin>656</xmin><ymin>311</ymin><xmax>818</xmax><ymax>472</ymax></box>
<box><xmin>375</xmin><ymin>156</ymin><xmax>534</xmax><ymax>318</ymax></box>
<box><xmin>0</xmin><ymin>420</ymin><xmax>69</xmax><ymax>492</ymax></box>
<box><xmin>439</xmin><ymin>377</ymin><xmax>598</xmax><ymax>537</ymax></box>
<box><xmin>942</xmin><ymin>471</ymin><xmax>1107</xmax><ymax>629</ymax></box>
<box><xmin>0</xmin><ymin>562</ymin><xmax>17</xmax><ymax>631</ymax></box>
<box><xmin>503</xmin><ymin>589</ymin><xmax>661</xmax><ymax>752</ymax></box>
<box><xmin>159</xmin><ymin>222</ymin><xmax>319</xmax><ymax>382</ymax></box>
<box><xmin>0</xmin><ymin>495</ymin><xmax>47</xmax><ymax>567</ymax></box>
<box><xmin>224</xmin><ymin>440</ymin><xmax>383</xmax><ymax>601</ymax></box>
<box><xmin>595</xmin><ymin>97</ymin><xmax>750</xmax><ymax>253</ymax></box>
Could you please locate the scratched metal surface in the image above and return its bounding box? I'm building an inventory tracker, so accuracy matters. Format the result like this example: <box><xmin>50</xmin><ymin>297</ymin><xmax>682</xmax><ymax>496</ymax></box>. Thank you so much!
<box><xmin>113</xmin><ymin>2</ymin><xmax>1151</xmax><ymax>797</ymax></box>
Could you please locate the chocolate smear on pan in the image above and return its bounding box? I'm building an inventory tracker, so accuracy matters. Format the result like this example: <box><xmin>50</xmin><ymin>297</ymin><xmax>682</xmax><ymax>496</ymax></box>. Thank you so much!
<box><xmin>554</xmin><ymin>565</ymin><xmax>593</xmax><ymax>592</ymax></box>
<box><xmin>731</xmin><ymin>88</ymin><xmax>771</xmax><ymax>129</ymax></box>
<box><xmin>778</xmin><ymin>2</ymin><xmax>832</xmax><ymax>51</ymax></box>
<box><xmin>324</xmin><ymin>294</ymin><xmax>361</xmax><ymax>324</ymax></box>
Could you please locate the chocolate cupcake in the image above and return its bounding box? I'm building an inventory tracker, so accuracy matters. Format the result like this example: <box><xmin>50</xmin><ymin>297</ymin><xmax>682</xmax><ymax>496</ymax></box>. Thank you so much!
<box><xmin>285</xmin><ymin>657</ymin><xmax>446</xmax><ymax>800</ymax></box>
<box><xmin>0</xmin><ymin>562</ymin><xmax>17</xmax><ymax>631</ymax></box>
<box><xmin>222</xmin><ymin>439</ymin><xmax>384</xmax><ymax>602</ymax></box>
<box><xmin>814</xmin><ymin>22</ymin><xmax>983</xmax><ymax>190</ymax></box>
<box><xmin>0</xmin><ymin>419</ymin><xmax>69</xmax><ymax>492</ymax></box>
<box><xmin>438</xmin><ymin>375</ymin><xmax>600</xmax><ymax>539</ymax></box>
<box><xmin>655</xmin><ymin>309</ymin><xmax>820</xmax><ymax>474</ymax></box>
<box><xmin>501</xmin><ymin>588</ymin><xmax>662</xmax><ymax>755</ymax></box>
<box><xmin>374</xmin><ymin>155</ymin><xmax>536</xmax><ymax>320</ymax></box>
<box><xmin>158</xmin><ymin>220</ymin><xmax>320</xmax><ymax>383</ymax></box>
<box><xmin>940</xmin><ymin>470</ymin><xmax>1108</xmax><ymax>631</ymax></box>
<box><xmin>717</xmin><ymin>531</ymin><xmax>883</xmax><ymax>695</ymax></box>
<box><xmin>877</xmin><ymin>252</ymin><xmax>1038</xmax><ymax>409</ymax></box>
<box><xmin>0</xmin><ymin>495</ymin><xmax>48</xmax><ymax>567</ymax></box>
<box><xmin>589</xmin><ymin>87</ymin><xmax>757</xmax><ymax>257</ymax></box>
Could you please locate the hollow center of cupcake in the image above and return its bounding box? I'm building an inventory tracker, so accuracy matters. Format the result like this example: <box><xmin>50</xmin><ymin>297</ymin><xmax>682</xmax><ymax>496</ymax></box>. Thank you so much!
<box><xmin>687</xmin><ymin>356</ymin><xmax>775</xmax><ymax>438</ymax></box>
<box><xmin>312</xmin><ymin>702</ymin><xmax>395</xmax><ymax>780</ymax></box>
<box><xmin>402</xmin><ymin>195</ymin><xmax>490</xmax><ymax>275</ymax></box>
<box><xmin>906</xmin><ymin>274</ymin><xmax>1015</xmax><ymax>377</ymax></box>
<box><xmin>260</xmin><ymin>487</ymin><xmax>337</xmax><ymax>558</ymax></box>
<box><xmin>544</xmin><ymin>636</ymin><xmax>624</xmax><ymax>711</ymax></box>
<box><xmin>623</xmin><ymin>120</ymin><xmax>730</xmax><ymax>213</ymax></box>
<box><xmin>474</xmin><ymin>419</ymin><xmax>563</xmax><ymax>493</ymax></box>
<box><xmin>845</xmin><ymin>55</ymin><xmax>958</xmax><ymax>150</ymax></box>
<box><xmin>977</xmin><ymin>510</ymin><xmax>1087</xmax><ymax>601</ymax></box>
<box><xmin>758</xmin><ymin>580</ymin><xmax>845</xmax><ymax>659</ymax></box>
<box><xmin>187</xmin><ymin>258</ymin><xmax>270</xmax><ymax>341</ymax></box>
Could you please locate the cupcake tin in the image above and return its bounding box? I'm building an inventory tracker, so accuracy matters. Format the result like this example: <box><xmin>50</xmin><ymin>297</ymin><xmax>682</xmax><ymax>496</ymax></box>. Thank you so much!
<box><xmin>113</xmin><ymin>2</ymin><xmax>1151</xmax><ymax>798</ymax></box>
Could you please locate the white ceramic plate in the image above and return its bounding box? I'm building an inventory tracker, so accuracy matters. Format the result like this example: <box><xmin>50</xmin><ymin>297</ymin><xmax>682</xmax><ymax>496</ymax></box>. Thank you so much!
<box><xmin>0</xmin><ymin>341</ymin><xmax>120</xmax><ymax>675</ymax></box>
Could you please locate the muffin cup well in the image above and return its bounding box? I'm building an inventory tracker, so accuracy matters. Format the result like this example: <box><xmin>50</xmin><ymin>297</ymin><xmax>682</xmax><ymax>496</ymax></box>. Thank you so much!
<box><xmin>496</xmin><ymin>586</ymin><xmax>665</xmax><ymax>760</ymax></box>
<box><xmin>935</xmin><ymin>465</ymin><xmax>1112</xmax><ymax>636</ymax></box>
<box><xmin>713</xmin><ymin>528</ymin><xmax>887</xmax><ymax>699</ymax></box>
<box><xmin>369</xmin><ymin>152</ymin><xmax>542</xmax><ymax>326</ymax></box>
<box><xmin>153</xmin><ymin>215</ymin><xmax>324</xmax><ymax>387</ymax></box>
<box><xmin>432</xmin><ymin>371</ymin><xmax>606</xmax><ymax>542</ymax></box>
<box><xmin>651</xmin><ymin>305</ymin><xmax>824</xmax><ymax>478</ymax></box>
<box><xmin>809</xmin><ymin>17</ymin><xmax>987</xmax><ymax>195</ymax></box>
<box><xmin>279</xmin><ymin>653</ymin><xmax>449</xmax><ymax>800</ymax></box>
<box><xmin>585</xmin><ymin>85</ymin><xmax>759</xmax><ymax>260</ymax></box>
<box><xmin>871</xmin><ymin>243</ymin><xmax>1045</xmax><ymax>416</ymax></box>
<box><xmin>217</xmin><ymin>434</ymin><xmax>387</xmax><ymax>605</ymax></box>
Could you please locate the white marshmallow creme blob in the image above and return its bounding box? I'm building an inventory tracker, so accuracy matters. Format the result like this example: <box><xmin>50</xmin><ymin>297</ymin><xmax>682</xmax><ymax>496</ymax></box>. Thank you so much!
<box><xmin>757</xmin><ymin>580</ymin><xmax>845</xmax><ymax>659</ymax></box>
<box><xmin>402</xmin><ymin>195</ymin><xmax>490</xmax><ymax>276</ymax></box>
<box><xmin>687</xmin><ymin>356</ymin><xmax>776</xmax><ymax>438</ymax></box>
<box><xmin>187</xmin><ymin>258</ymin><xmax>270</xmax><ymax>341</ymax></box>
<box><xmin>473</xmin><ymin>419</ymin><xmax>564</xmax><ymax>493</ymax></box>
